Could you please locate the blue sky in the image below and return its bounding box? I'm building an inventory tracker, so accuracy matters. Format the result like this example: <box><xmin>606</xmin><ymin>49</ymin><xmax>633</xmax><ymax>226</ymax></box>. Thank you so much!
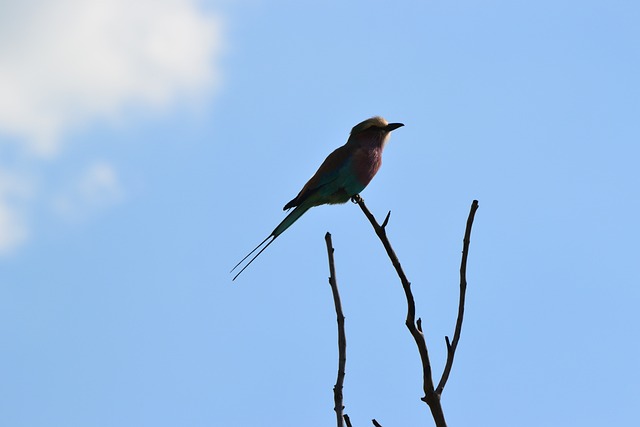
<box><xmin>1</xmin><ymin>1</ymin><xmax>639</xmax><ymax>426</ymax></box>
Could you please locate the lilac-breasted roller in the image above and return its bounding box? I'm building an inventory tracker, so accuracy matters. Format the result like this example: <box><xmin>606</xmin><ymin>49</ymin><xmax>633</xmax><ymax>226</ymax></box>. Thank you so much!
<box><xmin>231</xmin><ymin>116</ymin><xmax>403</xmax><ymax>280</ymax></box>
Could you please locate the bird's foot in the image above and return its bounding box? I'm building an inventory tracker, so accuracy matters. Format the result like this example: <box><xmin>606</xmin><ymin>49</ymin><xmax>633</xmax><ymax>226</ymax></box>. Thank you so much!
<box><xmin>351</xmin><ymin>194</ymin><xmax>362</xmax><ymax>204</ymax></box>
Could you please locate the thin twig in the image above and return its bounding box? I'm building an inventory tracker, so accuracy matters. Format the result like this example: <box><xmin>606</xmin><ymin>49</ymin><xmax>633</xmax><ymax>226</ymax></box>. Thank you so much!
<box><xmin>382</xmin><ymin>211</ymin><xmax>391</xmax><ymax>228</ymax></box>
<box><xmin>372</xmin><ymin>419</ymin><xmax>383</xmax><ymax>427</ymax></box>
<box><xmin>325</xmin><ymin>232</ymin><xmax>348</xmax><ymax>427</ymax></box>
<box><xmin>436</xmin><ymin>200</ymin><xmax>479</xmax><ymax>394</ymax></box>
<box><xmin>352</xmin><ymin>195</ymin><xmax>447</xmax><ymax>427</ymax></box>
<box><xmin>344</xmin><ymin>414</ymin><xmax>353</xmax><ymax>427</ymax></box>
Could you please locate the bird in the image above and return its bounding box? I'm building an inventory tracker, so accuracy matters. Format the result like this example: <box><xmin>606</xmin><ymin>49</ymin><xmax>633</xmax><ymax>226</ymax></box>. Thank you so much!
<box><xmin>231</xmin><ymin>116</ymin><xmax>404</xmax><ymax>280</ymax></box>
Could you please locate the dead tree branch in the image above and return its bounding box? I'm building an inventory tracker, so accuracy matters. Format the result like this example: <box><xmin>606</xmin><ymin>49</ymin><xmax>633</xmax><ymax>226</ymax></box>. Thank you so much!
<box><xmin>352</xmin><ymin>195</ymin><xmax>444</xmax><ymax>425</ymax></box>
<box><xmin>436</xmin><ymin>200</ymin><xmax>479</xmax><ymax>394</ymax></box>
<box><xmin>325</xmin><ymin>232</ymin><xmax>348</xmax><ymax>427</ymax></box>
<box><xmin>352</xmin><ymin>195</ymin><xmax>479</xmax><ymax>427</ymax></box>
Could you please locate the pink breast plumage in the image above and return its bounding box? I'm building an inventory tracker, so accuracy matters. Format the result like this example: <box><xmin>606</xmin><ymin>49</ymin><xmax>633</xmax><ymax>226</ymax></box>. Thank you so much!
<box><xmin>353</xmin><ymin>146</ymin><xmax>383</xmax><ymax>188</ymax></box>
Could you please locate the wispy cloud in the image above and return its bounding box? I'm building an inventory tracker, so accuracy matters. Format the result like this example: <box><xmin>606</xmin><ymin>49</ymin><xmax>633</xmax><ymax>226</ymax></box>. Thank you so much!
<box><xmin>52</xmin><ymin>161</ymin><xmax>124</xmax><ymax>221</ymax></box>
<box><xmin>0</xmin><ymin>0</ymin><xmax>224</xmax><ymax>253</ymax></box>
<box><xmin>0</xmin><ymin>169</ymin><xmax>32</xmax><ymax>254</ymax></box>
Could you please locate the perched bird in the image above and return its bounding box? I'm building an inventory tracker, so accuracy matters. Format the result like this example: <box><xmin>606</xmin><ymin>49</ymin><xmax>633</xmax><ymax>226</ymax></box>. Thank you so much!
<box><xmin>231</xmin><ymin>116</ymin><xmax>403</xmax><ymax>280</ymax></box>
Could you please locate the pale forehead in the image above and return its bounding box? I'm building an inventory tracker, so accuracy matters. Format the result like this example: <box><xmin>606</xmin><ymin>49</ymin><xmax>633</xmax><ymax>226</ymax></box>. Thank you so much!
<box><xmin>350</xmin><ymin>116</ymin><xmax>388</xmax><ymax>134</ymax></box>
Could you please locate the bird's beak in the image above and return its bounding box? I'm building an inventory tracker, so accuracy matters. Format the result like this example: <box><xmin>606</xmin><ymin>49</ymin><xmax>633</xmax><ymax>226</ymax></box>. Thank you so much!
<box><xmin>385</xmin><ymin>123</ymin><xmax>404</xmax><ymax>132</ymax></box>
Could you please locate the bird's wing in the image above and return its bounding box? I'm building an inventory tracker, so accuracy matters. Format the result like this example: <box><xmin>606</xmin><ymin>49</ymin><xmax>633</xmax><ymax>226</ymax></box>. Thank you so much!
<box><xmin>283</xmin><ymin>144</ymin><xmax>353</xmax><ymax>210</ymax></box>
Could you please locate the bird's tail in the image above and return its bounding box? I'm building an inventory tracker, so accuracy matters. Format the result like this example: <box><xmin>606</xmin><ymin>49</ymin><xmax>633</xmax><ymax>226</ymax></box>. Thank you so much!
<box><xmin>231</xmin><ymin>203</ymin><xmax>313</xmax><ymax>281</ymax></box>
<box><xmin>230</xmin><ymin>235</ymin><xmax>275</xmax><ymax>281</ymax></box>
<box><xmin>272</xmin><ymin>202</ymin><xmax>312</xmax><ymax>238</ymax></box>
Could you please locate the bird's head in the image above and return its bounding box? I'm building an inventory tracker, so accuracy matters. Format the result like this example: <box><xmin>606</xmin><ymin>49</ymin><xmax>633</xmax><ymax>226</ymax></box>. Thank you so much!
<box><xmin>350</xmin><ymin>116</ymin><xmax>404</xmax><ymax>135</ymax></box>
<box><xmin>349</xmin><ymin>116</ymin><xmax>404</xmax><ymax>144</ymax></box>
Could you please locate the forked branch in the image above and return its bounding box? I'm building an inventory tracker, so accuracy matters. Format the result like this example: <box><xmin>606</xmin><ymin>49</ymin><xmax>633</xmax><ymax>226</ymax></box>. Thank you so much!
<box><xmin>352</xmin><ymin>195</ymin><xmax>479</xmax><ymax>427</ymax></box>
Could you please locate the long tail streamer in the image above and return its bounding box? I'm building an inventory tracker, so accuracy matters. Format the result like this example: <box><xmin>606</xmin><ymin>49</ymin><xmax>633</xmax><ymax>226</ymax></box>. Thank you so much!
<box><xmin>230</xmin><ymin>235</ymin><xmax>276</xmax><ymax>281</ymax></box>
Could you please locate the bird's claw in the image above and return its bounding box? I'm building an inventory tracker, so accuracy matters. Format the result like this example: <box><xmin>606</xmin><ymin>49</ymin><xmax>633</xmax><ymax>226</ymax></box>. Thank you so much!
<box><xmin>351</xmin><ymin>194</ymin><xmax>362</xmax><ymax>204</ymax></box>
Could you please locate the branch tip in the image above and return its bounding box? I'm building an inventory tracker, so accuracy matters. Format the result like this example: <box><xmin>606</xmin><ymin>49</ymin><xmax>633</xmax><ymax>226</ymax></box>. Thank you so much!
<box><xmin>344</xmin><ymin>414</ymin><xmax>353</xmax><ymax>427</ymax></box>
<box><xmin>382</xmin><ymin>211</ymin><xmax>391</xmax><ymax>228</ymax></box>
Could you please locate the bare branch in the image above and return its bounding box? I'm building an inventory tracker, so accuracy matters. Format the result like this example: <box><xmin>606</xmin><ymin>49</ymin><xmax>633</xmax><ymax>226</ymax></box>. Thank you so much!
<box><xmin>325</xmin><ymin>232</ymin><xmax>348</xmax><ymax>427</ymax></box>
<box><xmin>372</xmin><ymin>419</ymin><xmax>383</xmax><ymax>427</ymax></box>
<box><xmin>436</xmin><ymin>200</ymin><xmax>479</xmax><ymax>395</ymax></box>
<box><xmin>352</xmin><ymin>195</ymin><xmax>447</xmax><ymax>427</ymax></box>
<box><xmin>344</xmin><ymin>414</ymin><xmax>353</xmax><ymax>427</ymax></box>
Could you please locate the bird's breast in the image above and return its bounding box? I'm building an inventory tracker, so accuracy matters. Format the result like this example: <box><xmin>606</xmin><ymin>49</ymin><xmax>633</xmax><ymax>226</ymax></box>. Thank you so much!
<box><xmin>352</xmin><ymin>146</ymin><xmax>383</xmax><ymax>189</ymax></box>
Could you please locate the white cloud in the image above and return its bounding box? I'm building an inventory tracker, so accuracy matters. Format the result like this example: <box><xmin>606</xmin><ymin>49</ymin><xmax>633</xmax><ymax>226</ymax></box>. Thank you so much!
<box><xmin>52</xmin><ymin>161</ymin><xmax>124</xmax><ymax>221</ymax></box>
<box><xmin>0</xmin><ymin>0</ymin><xmax>224</xmax><ymax>253</ymax></box>
<box><xmin>0</xmin><ymin>0</ymin><xmax>222</xmax><ymax>155</ymax></box>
